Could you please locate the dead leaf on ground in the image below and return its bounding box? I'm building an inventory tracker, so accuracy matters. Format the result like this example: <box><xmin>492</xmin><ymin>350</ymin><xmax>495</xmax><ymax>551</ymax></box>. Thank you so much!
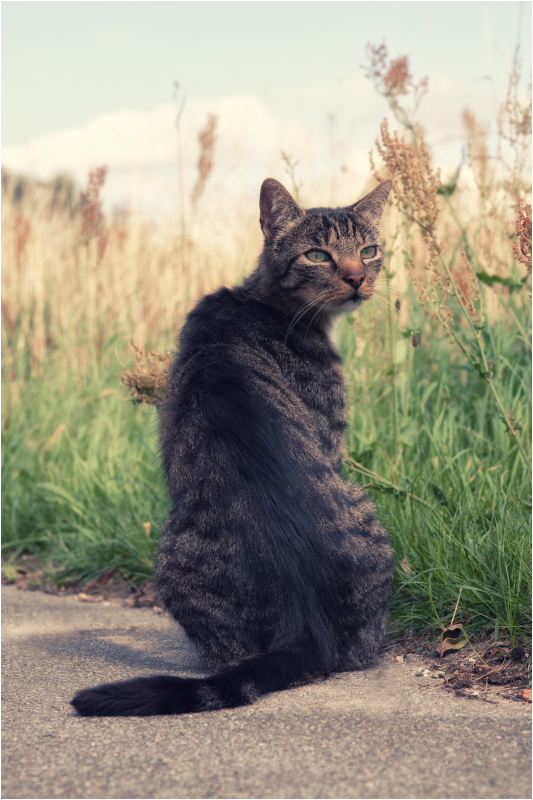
<box><xmin>437</xmin><ymin>624</ymin><xmax>468</xmax><ymax>657</ymax></box>
<box><xmin>78</xmin><ymin>592</ymin><xmax>104</xmax><ymax>603</ymax></box>
<box><xmin>124</xmin><ymin>594</ymin><xmax>156</xmax><ymax>608</ymax></box>
<box><xmin>514</xmin><ymin>688</ymin><xmax>532</xmax><ymax>703</ymax></box>
<box><xmin>395</xmin><ymin>655</ymin><xmax>404</xmax><ymax>663</ymax></box>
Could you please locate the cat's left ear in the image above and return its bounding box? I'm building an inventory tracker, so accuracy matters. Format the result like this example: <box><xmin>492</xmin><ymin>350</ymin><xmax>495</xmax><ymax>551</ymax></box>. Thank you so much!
<box><xmin>347</xmin><ymin>180</ymin><xmax>392</xmax><ymax>223</ymax></box>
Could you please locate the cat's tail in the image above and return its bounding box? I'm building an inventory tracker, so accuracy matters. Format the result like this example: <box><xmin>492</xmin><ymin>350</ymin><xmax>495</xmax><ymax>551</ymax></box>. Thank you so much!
<box><xmin>71</xmin><ymin>642</ymin><xmax>320</xmax><ymax>717</ymax></box>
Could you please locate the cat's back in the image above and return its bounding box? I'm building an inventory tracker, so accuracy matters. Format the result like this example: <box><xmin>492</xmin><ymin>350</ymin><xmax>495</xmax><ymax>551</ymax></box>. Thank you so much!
<box><xmin>160</xmin><ymin>286</ymin><xmax>347</xmax><ymax>482</ymax></box>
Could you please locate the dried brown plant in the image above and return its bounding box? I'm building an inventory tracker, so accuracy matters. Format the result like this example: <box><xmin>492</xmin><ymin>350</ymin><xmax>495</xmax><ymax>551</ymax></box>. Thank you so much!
<box><xmin>191</xmin><ymin>114</ymin><xmax>218</xmax><ymax>207</ymax></box>
<box><xmin>109</xmin><ymin>206</ymin><xmax>130</xmax><ymax>252</ymax></box>
<box><xmin>370</xmin><ymin>120</ymin><xmax>527</xmax><ymax>462</ymax></box>
<box><xmin>369</xmin><ymin>121</ymin><xmax>452</xmax><ymax>325</ymax></box>
<box><xmin>2</xmin><ymin>164</ymin><xmax>261</xmax><ymax>375</ymax></box>
<box><xmin>514</xmin><ymin>200</ymin><xmax>532</xmax><ymax>273</ymax></box>
<box><xmin>121</xmin><ymin>340</ymin><xmax>173</xmax><ymax>404</ymax></box>
<box><xmin>371</xmin><ymin>120</ymin><xmax>486</xmax><ymax>337</ymax></box>
<box><xmin>79</xmin><ymin>166</ymin><xmax>108</xmax><ymax>261</ymax></box>
<box><xmin>80</xmin><ymin>166</ymin><xmax>107</xmax><ymax>240</ymax></box>
<box><xmin>454</xmin><ymin>244</ymin><xmax>483</xmax><ymax>328</ymax></box>
<box><xmin>499</xmin><ymin>45</ymin><xmax>532</xmax><ymax>144</ymax></box>
<box><xmin>12</xmin><ymin>213</ymin><xmax>32</xmax><ymax>271</ymax></box>
<box><xmin>463</xmin><ymin>109</ymin><xmax>494</xmax><ymax>202</ymax></box>
<box><xmin>363</xmin><ymin>42</ymin><xmax>428</xmax><ymax>141</ymax></box>
<box><xmin>498</xmin><ymin>44</ymin><xmax>532</xmax><ymax>198</ymax></box>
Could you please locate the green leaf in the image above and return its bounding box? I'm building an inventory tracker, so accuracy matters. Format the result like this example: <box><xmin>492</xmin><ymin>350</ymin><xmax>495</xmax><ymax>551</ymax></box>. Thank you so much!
<box><xmin>437</xmin><ymin>164</ymin><xmax>462</xmax><ymax>196</ymax></box>
<box><xmin>2</xmin><ymin>564</ymin><xmax>19</xmax><ymax>583</ymax></box>
<box><xmin>476</xmin><ymin>272</ymin><xmax>526</xmax><ymax>291</ymax></box>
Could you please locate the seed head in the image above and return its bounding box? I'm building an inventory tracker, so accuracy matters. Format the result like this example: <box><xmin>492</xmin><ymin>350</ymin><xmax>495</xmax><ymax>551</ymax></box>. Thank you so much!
<box><xmin>191</xmin><ymin>114</ymin><xmax>218</xmax><ymax>207</ymax></box>
<box><xmin>513</xmin><ymin>200</ymin><xmax>532</xmax><ymax>273</ymax></box>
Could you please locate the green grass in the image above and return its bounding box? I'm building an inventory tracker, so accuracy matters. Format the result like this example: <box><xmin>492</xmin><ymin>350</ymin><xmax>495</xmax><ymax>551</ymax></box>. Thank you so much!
<box><xmin>341</xmin><ymin>285</ymin><xmax>531</xmax><ymax>642</ymax></box>
<box><xmin>2</xmin><ymin>286</ymin><xmax>531</xmax><ymax>643</ymax></box>
<box><xmin>2</xmin><ymin>337</ymin><xmax>168</xmax><ymax>587</ymax></box>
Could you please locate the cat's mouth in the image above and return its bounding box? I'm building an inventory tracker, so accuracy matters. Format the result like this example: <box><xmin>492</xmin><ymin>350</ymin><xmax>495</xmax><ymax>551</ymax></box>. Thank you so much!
<box><xmin>347</xmin><ymin>288</ymin><xmax>367</xmax><ymax>303</ymax></box>
<box><xmin>339</xmin><ymin>293</ymin><xmax>364</xmax><ymax>311</ymax></box>
<box><xmin>348</xmin><ymin>285</ymin><xmax>374</xmax><ymax>303</ymax></box>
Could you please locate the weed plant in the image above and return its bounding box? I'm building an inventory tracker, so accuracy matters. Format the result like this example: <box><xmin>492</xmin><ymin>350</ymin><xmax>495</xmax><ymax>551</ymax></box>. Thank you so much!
<box><xmin>3</xmin><ymin>336</ymin><xmax>166</xmax><ymax>586</ymax></box>
<box><xmin>2</xmin><ymin>46</ymin><xmax>531</xmax><ymax>643</ymax></box>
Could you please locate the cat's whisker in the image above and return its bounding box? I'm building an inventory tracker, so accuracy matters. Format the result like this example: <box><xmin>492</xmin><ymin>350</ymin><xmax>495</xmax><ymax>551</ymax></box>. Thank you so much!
<box><xmin>373</xmin><ymin>287</ymin><xmax>403</xmax><ymax>303</ymax></box>
<box><xmin>372</xmin><ymin>281</ymin><xmax>415</xmax><ymax>297</ymax></box>
<box><xmin>373</xmin><ymin>293</ymin><xmax>395</xmax><ymax>309</ymax></box>
<box><xmin>304</xmin><ymin>294</ymin><xmax>337</xmax><ymax>338</ymax></box>
<box><xmin>304</xmin><ymin>303</ymin><xmax>327</xmax><ymax>338</ymax></box>
<box><xmin>285</xmin><ymin>302</ymin><xmax>317</xmax><ymax>342</ymax></box>
<box><xmin>373</xmin><ymin>289</ymin><xmax>397</xmax><ymax>304</ymax></box>
<box><xmin>285</xmin><ymin>301</ymin><xmax>320</xmax><ymax>343</ymax></box>
<box><xmin>321</xmin><ymin>300</ymin><xmax>337</xmax><ymax>331</ymax></box>
<box><xmin>371</xmin><ymin>294</ymin><xmax>397</xmax><ymax>314</ymax></box>
<box><xmin>285</xmin><ymin>290</ymin><xmax>332</xmax><ymax>342</ymax></box>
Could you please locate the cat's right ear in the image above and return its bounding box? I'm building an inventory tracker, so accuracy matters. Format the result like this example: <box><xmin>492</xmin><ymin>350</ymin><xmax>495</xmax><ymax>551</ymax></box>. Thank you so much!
<box><xmin>259</xmin><ymin>179</ymin><xmax>304</xmax><ymax>242</ymax></box>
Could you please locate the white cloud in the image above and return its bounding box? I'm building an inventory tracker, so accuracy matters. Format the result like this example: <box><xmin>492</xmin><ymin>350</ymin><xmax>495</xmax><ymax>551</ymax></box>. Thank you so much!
<box><xmin>2</xmin><ymin>82</ymin><xmax>496</xmax><ymax>215</ymax></box>
<box><xmin>2</xmin><ymin>94</ymin><xmax>328</xmax><ymax>213</ymax></box>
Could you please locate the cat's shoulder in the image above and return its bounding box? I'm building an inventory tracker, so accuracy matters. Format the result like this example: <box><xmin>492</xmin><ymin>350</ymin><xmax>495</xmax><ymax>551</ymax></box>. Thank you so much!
<box><xmin>180</xmin><ymin>287</ymin><xmax>282</xmax><ymax>354</ymax></box>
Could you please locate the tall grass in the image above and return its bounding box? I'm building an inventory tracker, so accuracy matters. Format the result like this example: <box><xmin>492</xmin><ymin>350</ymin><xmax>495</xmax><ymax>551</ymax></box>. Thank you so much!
<box><xmin>2</xmin><ymin>49</ymin><xmax>531</xmax><ymax>642</ymax></box>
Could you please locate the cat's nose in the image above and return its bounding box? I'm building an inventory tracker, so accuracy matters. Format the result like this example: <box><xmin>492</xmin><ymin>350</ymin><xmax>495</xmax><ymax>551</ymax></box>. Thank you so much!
<box><xmin>344</xmin><ymin>273</ymin><xmax>366</xmax><ymax>291</ymax></box>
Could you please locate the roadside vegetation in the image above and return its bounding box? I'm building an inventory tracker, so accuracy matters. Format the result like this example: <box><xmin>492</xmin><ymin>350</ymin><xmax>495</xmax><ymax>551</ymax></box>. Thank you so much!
<box><xmin>2</xmin><ymin>45</ymin><xmax>531</xmax><ymax>655</ymax></box>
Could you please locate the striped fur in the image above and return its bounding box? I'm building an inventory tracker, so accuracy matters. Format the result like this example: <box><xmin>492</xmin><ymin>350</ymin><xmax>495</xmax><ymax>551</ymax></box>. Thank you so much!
<box><xmin>72</xmin><ymin>179</ymin><xmax>395</xmax><ymax>717</ymax></box>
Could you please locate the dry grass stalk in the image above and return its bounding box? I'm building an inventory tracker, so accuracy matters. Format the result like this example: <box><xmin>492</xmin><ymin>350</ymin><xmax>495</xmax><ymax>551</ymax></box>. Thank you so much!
<box><xmin>498</xmin><ymin>44</ymin><xmax>532</xmax><ymax>198</ymax></box>
<box><xmin>121</xmin><ymin>340</ymin><xmax>173</xmax><ymax>404</ymax></box>
<box><xmin>2</xmin><ymin>165</ymin><xmax>258</xmax><ymax>374</ymax></box>
<box><xmin>364</xmin><ymin>42</ymin><xmax>428</xmax><ymax>101</ymax></box>
<box><xmin>514</xmin><ymin>200</ymin><xmax>532</xmax><ymax>273</ymax></box>
<box><xmin>370</xmin><ymin>121</ymin><xmax>455</xmax><ymax>331</ymax></box>
<box><xmin>79</xmin><ymin>166</ymin><xmax>108</xmax><ymax>261</ymax></box>
<box><xmin>463</xmin><ymin>110</ymin><xmax>495</xmax><ymax>203</ymax></box>
<box><xmin>363</xmin><ymin>43</ymin><xmax>428</xmax><ymax>141</ymax></box>
<box><xmin>191</xmin><ymin>114</ymin><xmax>218</xmax><ymax>207</ymax></box>
<box><xmin>455</xmin><ymin>244</ymin><xmax>484</xmax><ymax>328</ymax></box>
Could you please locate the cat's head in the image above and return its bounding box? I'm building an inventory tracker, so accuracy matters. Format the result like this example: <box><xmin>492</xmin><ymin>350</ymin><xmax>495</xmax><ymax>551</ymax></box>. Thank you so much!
<box><xmin>257</xmin><ymin>178</ymin><xmax>391</xmax><ymax>321</ymax></box>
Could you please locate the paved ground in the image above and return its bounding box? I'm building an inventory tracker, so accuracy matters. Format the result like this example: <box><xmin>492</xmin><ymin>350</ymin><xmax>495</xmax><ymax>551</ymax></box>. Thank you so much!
<box><xmin>2</xmin><ymin>585</ymin><xmax>531</xmax><ymax>800</ymax></box>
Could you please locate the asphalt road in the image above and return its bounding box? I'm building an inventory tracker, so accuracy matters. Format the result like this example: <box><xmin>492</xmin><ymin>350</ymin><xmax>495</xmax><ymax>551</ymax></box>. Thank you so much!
<box><xmin>2</xmin><ymin>585</ymin><xmax>531</xmax><ymax>800</ymax></box>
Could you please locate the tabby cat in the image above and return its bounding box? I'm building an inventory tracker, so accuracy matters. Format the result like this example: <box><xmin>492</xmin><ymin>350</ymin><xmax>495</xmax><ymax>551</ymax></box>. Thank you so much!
<box><xmin>72</xmin><ymin>177</ymin><xmax>395</xmax><ymax>717</ymax></box>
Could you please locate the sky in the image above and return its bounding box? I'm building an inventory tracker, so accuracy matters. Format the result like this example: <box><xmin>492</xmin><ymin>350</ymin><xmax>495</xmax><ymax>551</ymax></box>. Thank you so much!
<box><xmin>2</xmin><ymin>1</ymin><xmax>531</xmax><ymax>212</ymax></box>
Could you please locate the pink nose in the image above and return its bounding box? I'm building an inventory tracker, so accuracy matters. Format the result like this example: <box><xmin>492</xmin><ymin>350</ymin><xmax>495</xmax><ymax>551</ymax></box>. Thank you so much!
<box><xmin>344</xmin><ymin>273</ymin><xmax>366</xmax><ymax>291</ymax></box>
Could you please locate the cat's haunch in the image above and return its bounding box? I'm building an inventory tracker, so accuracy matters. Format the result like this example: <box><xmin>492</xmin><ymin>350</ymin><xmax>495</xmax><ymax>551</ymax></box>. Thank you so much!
<box><xmin>72</xmin><ymin>178</ymin><xmax>395</xmax><ymax>717</ymax></box>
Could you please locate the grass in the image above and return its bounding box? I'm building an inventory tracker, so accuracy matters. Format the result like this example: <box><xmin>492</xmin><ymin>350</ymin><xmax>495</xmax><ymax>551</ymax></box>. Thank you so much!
<box><xmin>2</xmin><ymin>338</ymin><xmax>166</xmax><ymax>587</ymax></box>
<box><xmin>2</xmin><ymin>43</ymin><xmax>531</xmax><ymax>647</ymax></box>
<box><xmin>340</xmin><ymin>284</ymin><xmax>531</xmax><ymax>642</ymax></box>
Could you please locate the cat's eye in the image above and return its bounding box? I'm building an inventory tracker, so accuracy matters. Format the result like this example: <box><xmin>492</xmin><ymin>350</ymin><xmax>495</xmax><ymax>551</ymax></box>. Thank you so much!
<box><xmin>360</xmin><ymin>245</ymin><xmax>378</xmax><ymax>260</ymax></box>
<box><xmin>306</xmin><ymin>250</ymin><xmax>329</xmax><ymax>263</ymax></box>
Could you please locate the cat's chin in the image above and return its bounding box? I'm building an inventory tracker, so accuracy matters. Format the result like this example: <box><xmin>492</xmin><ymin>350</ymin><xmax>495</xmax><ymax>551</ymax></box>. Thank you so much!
<box><xmin>339</xmin><ymin>297</ymin><xmax>363</xmax><ymax>313</ymax></box>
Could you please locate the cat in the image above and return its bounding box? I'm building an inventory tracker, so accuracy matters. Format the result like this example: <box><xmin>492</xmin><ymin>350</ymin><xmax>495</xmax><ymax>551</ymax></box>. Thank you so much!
<box><xmin>72</xmin><ymin>177</ymin><xmax>395</xmax><ymax>717</ymax></box>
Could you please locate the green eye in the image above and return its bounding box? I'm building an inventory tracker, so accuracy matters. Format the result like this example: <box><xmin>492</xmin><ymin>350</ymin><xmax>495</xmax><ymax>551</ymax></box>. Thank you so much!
<box><xmin>360</xmin><ymin>245</ymin><xmax>378</xmax><ymax>259</ymax></box>
<box><xmin>306</xmin><ymin>250</ymin><xmax>329</xmax><ymax>263</ymax></box>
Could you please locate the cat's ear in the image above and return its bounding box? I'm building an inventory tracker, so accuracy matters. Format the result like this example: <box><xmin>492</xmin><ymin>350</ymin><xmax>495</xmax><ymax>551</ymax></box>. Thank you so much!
<box><xmin>259</xmin><ymin>179</ymin><xmax>304</xmax><ymax>242</ymax></box>
<box><xmin>348</xmin><ymin>180</ymin><xmax>392</xmax><ymax>223</ymax></box>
